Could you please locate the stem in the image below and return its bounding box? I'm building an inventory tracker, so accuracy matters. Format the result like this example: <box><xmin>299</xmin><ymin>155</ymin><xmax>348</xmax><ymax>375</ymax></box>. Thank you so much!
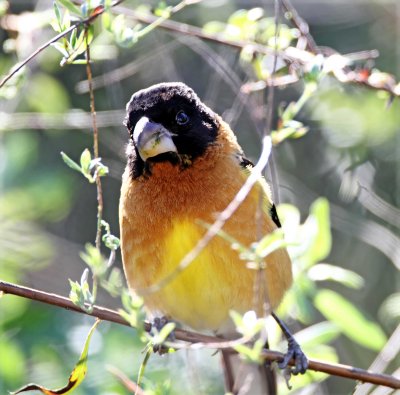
<box><xmin>85</xmin><ymin>28</ymin><xmax>103</xmax><ymax>253</ymax></box>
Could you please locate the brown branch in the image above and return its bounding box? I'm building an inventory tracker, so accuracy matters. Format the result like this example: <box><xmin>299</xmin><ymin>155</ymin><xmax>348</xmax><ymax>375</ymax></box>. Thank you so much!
<box><xmin>0</xmin><ymin>23</ymin><xmax>76</xmax><ymax>88</ymax></box>
<box><xmin>1</xmin><ymin>280</ymin><xmax>399</xmax><ymax>390</ymax></box>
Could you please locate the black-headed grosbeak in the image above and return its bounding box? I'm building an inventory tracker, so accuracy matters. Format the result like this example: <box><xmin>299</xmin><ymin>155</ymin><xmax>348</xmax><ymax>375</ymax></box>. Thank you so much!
<box><xmin>119</xmin><ymin>82</ymin><xmax>307</xmax><ymax>394</ymax></box>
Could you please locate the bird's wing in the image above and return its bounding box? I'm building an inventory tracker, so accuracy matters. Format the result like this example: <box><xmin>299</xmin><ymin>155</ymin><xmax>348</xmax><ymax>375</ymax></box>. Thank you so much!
<box><xmin>238</xmin><ymin>154</ymin><xmax>282</xmax><ymax>228</ymax></box>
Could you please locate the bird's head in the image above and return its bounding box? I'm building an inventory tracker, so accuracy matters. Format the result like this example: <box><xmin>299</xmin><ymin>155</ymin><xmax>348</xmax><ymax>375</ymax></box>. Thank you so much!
<box><xmin>124</xmin><ymin>82</ymin><xmax>220</xmax><ymax>178</ymax></box>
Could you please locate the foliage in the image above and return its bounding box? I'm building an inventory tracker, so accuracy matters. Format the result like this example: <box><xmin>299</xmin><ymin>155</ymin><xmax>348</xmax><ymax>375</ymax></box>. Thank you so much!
<box><xmin>0</xmin><ymin>0</ymin><xmax>399</xmax><ymax>394</ymax></box>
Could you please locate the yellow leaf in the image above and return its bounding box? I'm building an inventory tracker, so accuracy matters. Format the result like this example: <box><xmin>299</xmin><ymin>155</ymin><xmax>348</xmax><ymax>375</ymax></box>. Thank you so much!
<box><xmin>12</xmin><ymin>319</ymin><xmax>101</xmax><ymax>394</ymax></box>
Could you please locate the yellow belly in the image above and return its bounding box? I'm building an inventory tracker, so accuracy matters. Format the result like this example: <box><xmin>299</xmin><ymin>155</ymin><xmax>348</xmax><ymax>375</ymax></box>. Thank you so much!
<box><xmin>122</xmin><ymin>217</ymin><xmax>291</xmax><ymax>332</ymax></box>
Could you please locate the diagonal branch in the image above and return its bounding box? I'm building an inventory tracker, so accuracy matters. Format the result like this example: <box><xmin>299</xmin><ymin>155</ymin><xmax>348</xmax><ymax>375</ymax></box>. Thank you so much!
<box><xmin>0</xmin><ymin>0</ymin><xmax>125</xmax><ymax>89</ymax></box>
<box><xmin>1</xmin><ymin>280</ymin><xmax>399</xmax><ymax>390</ymax></box>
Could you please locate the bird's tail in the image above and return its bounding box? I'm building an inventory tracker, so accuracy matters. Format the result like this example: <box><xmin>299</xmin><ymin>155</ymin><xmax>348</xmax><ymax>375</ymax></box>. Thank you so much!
<box><xmin>221</xmin><ymin>348</ymin><xmax>276</xmax><ymax>395</ymax></box>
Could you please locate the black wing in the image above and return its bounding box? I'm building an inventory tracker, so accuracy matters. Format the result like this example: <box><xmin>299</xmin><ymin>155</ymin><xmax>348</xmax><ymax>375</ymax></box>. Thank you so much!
<box><xmin>238</xmin><ymin>154</ymin><xmax>282</xmax><ymax>228</ymax></box>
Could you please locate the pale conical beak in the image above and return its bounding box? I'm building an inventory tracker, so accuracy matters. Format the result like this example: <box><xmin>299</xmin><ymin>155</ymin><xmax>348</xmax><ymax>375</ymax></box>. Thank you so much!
<box><xmin>133</xmin><ymin>116</ymin><xmax>178</xmax><ymax>162</ymax></box>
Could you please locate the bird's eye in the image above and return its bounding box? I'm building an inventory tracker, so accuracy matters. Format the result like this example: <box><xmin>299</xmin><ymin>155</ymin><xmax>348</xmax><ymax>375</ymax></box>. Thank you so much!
<box><xmin>175</xmin><ymin>111</ymin><xmax>189</xmax><ymax>125</ymax></box>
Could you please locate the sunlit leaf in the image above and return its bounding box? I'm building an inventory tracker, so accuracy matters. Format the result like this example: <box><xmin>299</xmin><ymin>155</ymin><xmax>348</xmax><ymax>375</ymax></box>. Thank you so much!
<box><xmin>230</xmin><ymin>310</ymin><xmax>266</xmax><ymax>338</ymax></box>
<box><xmin>302</xmin><ymin>198</ymin><xmax>331</xmax><ymax>266</ymax></box>
<box><xmin>61</xmin><ymin>8</ymin><xmax>71</xmax><ymax>30</ymax></box>
<box><xmin>11</xmin><ymin>320</ymin><xmax>100</xmax><ymax>394</ymax></box>
<box><xmin>152</xmin><ymin>322</ymin><xmax>176</xmax><ymax>345</ymax></box>
<box><xmin>53</xmin><ymin>1</ymin><xmax>62</xmax><ymax>31</ymax></box>
<box><xmin>80</xmin><ymin>148</ymin><xmax>91</xmax><ymax>174</ymax></box>
<box><xmin>51</xmin><ymin>42</ymin><xmax>70</xmax><ymax>58</ymax></box>
<box><xmin>60</xmin><ymin>151</ymin><xmax>82</xmax><ymax>173</ymax></box>
<box><xmin>202</xmin><ymin>21</ymin><xmax>226</xmax><ymax>35</ymax></box>
<box><xmin>314</xmin><ymin>290</ymin><xmax>387</xmax><ymax>351</ymax></box>
<box><xmin>80</xmin><ymin>243</ymin><xmax>107</xmax><ymax>277</ymax></box>
<box><xmin>379</xmin><ymin>292</ymin><xmax>400</xmax><ymax>322</ymax></box>
<box><xmin>308</xmin><ymin>263</ymin><xmax>364</xmax><ymax>289</ymax></box>
<box><xmin>119</xmin><ymin>290</ymin><xmax>146</xmax><ymax>340</ymax></box>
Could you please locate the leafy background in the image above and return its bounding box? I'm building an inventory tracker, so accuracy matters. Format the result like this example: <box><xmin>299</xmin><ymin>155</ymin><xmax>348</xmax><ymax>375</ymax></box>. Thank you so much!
<box><xmin>0</xmin><ymin>0</ymin><xmax>399</xmax><ymax>394</ymax></box>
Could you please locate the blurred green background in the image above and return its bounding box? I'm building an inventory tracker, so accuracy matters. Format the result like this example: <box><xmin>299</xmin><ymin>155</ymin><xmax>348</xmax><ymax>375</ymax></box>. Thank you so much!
<box><xmin>0</xmin><ymin>0</ymin><xmax>399</xmax><ymax>394</ymax></box>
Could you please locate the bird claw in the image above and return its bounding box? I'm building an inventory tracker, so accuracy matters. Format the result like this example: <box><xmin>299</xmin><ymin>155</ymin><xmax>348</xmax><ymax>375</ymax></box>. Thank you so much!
<box><xmin>279</xmin><ymin>336</ymin><xmax>308</xmax><ymax>376</ymax></box>
<box><xmin>151</xmin><ymin>316</ymin><xmax>175</xmax><ymax>355</ymax></box>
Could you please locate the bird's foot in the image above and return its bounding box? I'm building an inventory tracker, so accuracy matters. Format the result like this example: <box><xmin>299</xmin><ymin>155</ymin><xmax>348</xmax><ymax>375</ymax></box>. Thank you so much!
<box><xmin>271</xmin><ymin>311</ymin><xmax>308</xmax><ymax>387</ymax></box>
<box><xmin>151</xmin><ymin>316</ymin><xmax>176</xmax><ymax>355</ymax></box>
<box><xmin>278</xmin><ymin>334</ymin><xmax>308</xmax><ymax>375</ymax></box>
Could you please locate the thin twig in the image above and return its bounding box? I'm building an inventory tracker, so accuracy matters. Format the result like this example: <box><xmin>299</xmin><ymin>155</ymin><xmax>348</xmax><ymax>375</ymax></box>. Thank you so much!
<box><xmin>280</xmin><ymin>0</ymin><xmax>319</xmax><ymax>53</ymax></box>
<box><xmin>85</xmin><ymin>29</ymin><xmax>103</xmax><ymax>252</ymax></box>
<box><xmin>116</xmin><ymin>6</ymin><xmax>284</xmax><ymax>59</ymax></box>
<box><xmin>107</xmin><ymin>366</ymin><xmax>145</xmax><ymax>395</ymax></box>
<box><xmin>0</xmin><ymin>24</ymin><xmax>76</xmax><ymax>88</ymax></box>
<box><xmin>0</xmin><ymin>0</ymin><xmax>125</xmax><ymax>89</ymax></box>
<box><xmin>1</xmin><ymin>280</ymin><xmax>399</xmax><ymax>390</ymax></box>
<box><xmin>117</xmin><ymin>6</ymin><xmax>399</xmax><ymax>96</ymax></box>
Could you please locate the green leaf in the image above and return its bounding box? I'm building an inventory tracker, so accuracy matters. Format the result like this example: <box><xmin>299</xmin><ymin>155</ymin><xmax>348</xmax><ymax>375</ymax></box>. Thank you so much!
<box><xmin>101</xmin><ymin>267</ymin><xmax>123</xmax><ymax>297</ymax></box>
<box><xmin>308</xmin><ymin>263</ymin><xmax>364</xmax><ymax>289</ymax></box>
<box><xmin>102</xmin><ymin>11</ymin><xmax>112</xmax><ymax>31</ymax></box>
<box><xmin>51</xmin><ymin>42</ymin><xmax>70</xmax><ymax>58</ymax></box>
<box><xmin>96</xmin><ymin>162</ymin><xmax>109</xmax><ymax>177</ymax></box>
<box><xmin>234</xmin><ymin>338</ymin><xmax>264</xmax><ymax>364</ymax></box>
<box><xmin>303</xmin><ymin>198</ymin><xmax>331</xmax><ymax>266</ymax></box>
<box><xmin>202</xmin><ymin>21</ymin><xmax>226</xmax><ymax>35</ymax></box>
<box><xmin>61</xmin><ymin>151</ymin><xmax>82</xmax><ymax>173</ymax></box>
<box><xmin>53</xmin><ymin>1</ymin><xmax>62</xmax><ymax>30</ymax></box>
<box><xmin>80</xmin><ymin>243</ymin><xmax>107</xmax><ymax>277</ymax></box>
<box><xmin>379</xmin><ymin>292</ymin><xmax>400</xmax><ymax>322</ymax></box>
<box><xmin>11</xmin><ymin>320</ymin><xmax>100</xmax><ymax>394</ymax></box>
<box><xmin>314</xmin><ymin>290</ymin><xmax>387</xmax><ymax>351</ymax></box>
<box><xmin>70</xmin><ymin>59</ymin><xmax>88</xmax><ymax>65</ymax></box>
<box><xmin>80</xmin><ymin>148</ymin><xmax>91</xmax><ymax>174</ymax></box>
<box><xmin>56</xmin><ymin>0</ymin><xmax>81</xmax><ymax>16</ymax></box>
<box><xmin>69</xmin><ymin>27</ymin><xmax>77</xmax><ymax>47</ymax></box>
<box><xmin>119</xmin><ymin>290</ymin><xmax>145</xmax><ymax>339</ymax></box>
<box><xmin>153</xmin><ymin>322</ymin><xmax>176</xmax><ymax>345</ymax></box>
<box><xmin>229</xmin><ymin>310</ymin><xmax>266</xmax><ymax>338</ymax></box>
<box><xmin>61</xmin><ymin>8</ymin><xmax>71</xmax><ymax>30</ymax></box>
<box><xmin>103</xmin><ymin>233</ymin><xmax>120</xmax><ymax>250</ymax></box>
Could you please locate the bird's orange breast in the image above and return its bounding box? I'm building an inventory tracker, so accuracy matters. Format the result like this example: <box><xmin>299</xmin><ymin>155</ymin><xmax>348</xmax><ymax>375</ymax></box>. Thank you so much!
<box><xmin>119</xmin><ymin>124</ymin><xmax>292</xmax><ymax>332</ymax></box>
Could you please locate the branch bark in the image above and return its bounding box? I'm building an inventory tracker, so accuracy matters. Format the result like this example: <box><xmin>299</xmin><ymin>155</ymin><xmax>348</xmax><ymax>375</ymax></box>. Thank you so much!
<box><xmin>1</xmin><ymin>280</ymin><xmax>399</xmax><ymax>390</ymax></box>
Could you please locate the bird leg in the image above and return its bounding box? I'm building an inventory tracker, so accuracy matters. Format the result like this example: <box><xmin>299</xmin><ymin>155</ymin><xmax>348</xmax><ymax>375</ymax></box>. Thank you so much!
<box><xmin>271</xmin><ymin>312</ymin><xmax>308</xmax><ymax>375</ymax></box>
<box><xmin>151</xmin><ymin>316</ymin><xmax>176</xmax><ymax>355</ymax></box>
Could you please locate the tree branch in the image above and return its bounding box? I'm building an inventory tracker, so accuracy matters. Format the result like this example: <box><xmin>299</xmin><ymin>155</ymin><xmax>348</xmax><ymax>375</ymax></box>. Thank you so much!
<box><xmin>116</xmin><ymin>6</ymin><xmax>397</xmax><ymax>96</ymax></box>
<box><xmin>1</xmin><ymin>280</ymin><xmax>399</xmax><ymax>390</ymax></box>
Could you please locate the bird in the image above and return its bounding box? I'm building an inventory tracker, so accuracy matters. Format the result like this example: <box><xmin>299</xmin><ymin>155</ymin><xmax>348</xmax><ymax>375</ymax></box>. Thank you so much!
<box><xmin>119</xmin><ymin>82</ymin><xmax>308</xmax><ymax>394</ymax></box>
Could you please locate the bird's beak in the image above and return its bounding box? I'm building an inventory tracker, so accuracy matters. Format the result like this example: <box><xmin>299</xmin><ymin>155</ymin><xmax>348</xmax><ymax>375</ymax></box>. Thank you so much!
<box><xmin>133</xmin><ymin>116</ymin><xmax>178</xmax><ymax>162</ymax></box>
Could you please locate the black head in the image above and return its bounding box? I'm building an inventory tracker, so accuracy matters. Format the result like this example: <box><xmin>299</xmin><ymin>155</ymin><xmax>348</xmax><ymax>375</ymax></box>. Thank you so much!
<box><xmin>124</xmin><ymin>82</ymin><xmax>220</xmax><ymax>178</ymax></box>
